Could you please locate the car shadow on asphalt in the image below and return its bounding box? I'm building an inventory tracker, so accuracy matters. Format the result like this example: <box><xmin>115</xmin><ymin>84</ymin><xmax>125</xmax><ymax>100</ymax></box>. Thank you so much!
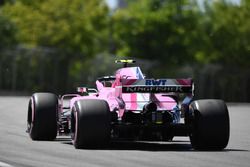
<box><xmin>104</xmin><ymin>141</ymin><xmax>193</xmax><ymax>151</ymax></box>
<box><xmin>61</xmin><ymin>139</ymin><xmax>249</xmax><ymax>152</ymax></box>
<box><xmin>62</xmin><ymin>139</ymin><xmax>192</xmax><ymax>151</ymax></box>
<box><xmin>54</xmin><ymin>137</ymin><xmax>71</xmax><ymax>142</ymax></box>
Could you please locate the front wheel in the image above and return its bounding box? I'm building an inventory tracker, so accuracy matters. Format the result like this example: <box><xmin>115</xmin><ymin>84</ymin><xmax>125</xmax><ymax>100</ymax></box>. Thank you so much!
<box><xmin>189</xmin><ymin>99</ymin><xmax>230</xmax><ymax>150</ymax></box>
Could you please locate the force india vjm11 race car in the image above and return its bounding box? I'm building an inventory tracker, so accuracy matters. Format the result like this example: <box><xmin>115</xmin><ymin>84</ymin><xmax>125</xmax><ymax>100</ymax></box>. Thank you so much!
<box><xmin>26</xmin><ymin>60</ymin><xmax>230</xmax><ymax>150</ymax></box>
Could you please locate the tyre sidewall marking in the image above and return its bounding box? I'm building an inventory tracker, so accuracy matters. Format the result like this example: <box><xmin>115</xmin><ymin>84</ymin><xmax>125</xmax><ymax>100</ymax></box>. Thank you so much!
<box><xmin>29</xmin><ymin>96</ymin><xmax>35</xmax><ymax>135</ymax></box>
<box><xmin>72</xmin><ymin>106</ymin><xmax>78</xmax><ymax>146</ymax></box>
<box><xmin>31</xmin><ymin>96</ymin><xmax>35</xmax><ymax>123</ymax></box>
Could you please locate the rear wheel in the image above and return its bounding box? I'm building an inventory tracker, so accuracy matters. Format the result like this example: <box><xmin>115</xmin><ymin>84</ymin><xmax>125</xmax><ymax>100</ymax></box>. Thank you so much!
<box><xmin>71</xmin><ymin>99</ymin><xmax>110</xmax><ymax>149</ymax></box>
<box><xmin>27</xmin><ymin>93</ymin><xmax>58</xmax><ymax>140</ymax></box>
<box><xmin>189</xmin><ymin>99</ymin><xmax>230</xmax><ymax>150</ymax></box>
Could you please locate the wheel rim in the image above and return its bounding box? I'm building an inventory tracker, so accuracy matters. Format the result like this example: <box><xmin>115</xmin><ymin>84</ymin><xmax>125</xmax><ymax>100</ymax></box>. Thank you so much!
<box><xmin>27</xmin><ymin>97</ymin><xmax>35</xmax><ymax>134</ymax></box>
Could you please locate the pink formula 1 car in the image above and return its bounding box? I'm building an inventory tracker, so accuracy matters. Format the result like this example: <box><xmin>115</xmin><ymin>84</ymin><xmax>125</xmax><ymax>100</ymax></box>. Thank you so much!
<box><xmin>27</xmin><ymin>60</ymin><xmax>230</xmax><ymax>150</ymax></box>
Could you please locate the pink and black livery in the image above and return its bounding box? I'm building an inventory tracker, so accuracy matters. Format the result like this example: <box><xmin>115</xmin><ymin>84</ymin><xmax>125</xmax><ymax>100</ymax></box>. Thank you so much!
<box><xmin>27</xmin><ymin>60</ymin><xmax>230</xmax><ymax>150</ymax></box>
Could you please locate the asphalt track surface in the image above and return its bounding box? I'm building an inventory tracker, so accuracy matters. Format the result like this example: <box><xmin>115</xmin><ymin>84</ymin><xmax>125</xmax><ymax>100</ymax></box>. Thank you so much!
<box><xmin>0</xmin><ymin>97</ymin><xmax>250</xmax><ymax>167</ymax></box>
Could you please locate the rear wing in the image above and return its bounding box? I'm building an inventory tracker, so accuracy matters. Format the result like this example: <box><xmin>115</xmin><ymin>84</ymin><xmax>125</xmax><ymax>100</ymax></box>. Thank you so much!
<box><xmin>121</xmin><ymin>79</ymin><xmax>194</xmax><ymax>94</ymax></box>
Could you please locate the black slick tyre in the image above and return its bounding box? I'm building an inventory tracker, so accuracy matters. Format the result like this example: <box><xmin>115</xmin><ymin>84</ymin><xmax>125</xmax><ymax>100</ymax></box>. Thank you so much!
<box><xmin>71</xmin><ymin>99</ymin><xmax>110</xmax><ymax>149</ymax></box>
<box><xmin>27</xmin><ymin>93</ymin><xmax>58</xmax><ymax>140</ymax></box>
<box><xmin>189</xmin><ymin>99</ymin><xmax>230</xmax><ymax>150</ymax></box>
